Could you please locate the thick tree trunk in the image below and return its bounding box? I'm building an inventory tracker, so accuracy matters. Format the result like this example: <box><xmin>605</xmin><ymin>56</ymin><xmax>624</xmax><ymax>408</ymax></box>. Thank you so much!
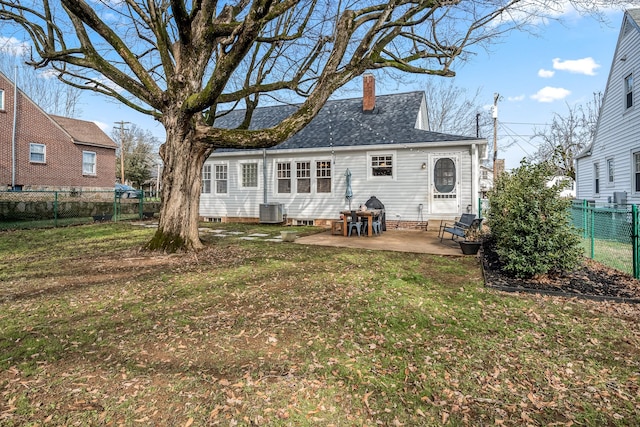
<box><xmin>145</xmin><ymin>118</ymin><xmax>210</xmax><ymax>252</ymax></box>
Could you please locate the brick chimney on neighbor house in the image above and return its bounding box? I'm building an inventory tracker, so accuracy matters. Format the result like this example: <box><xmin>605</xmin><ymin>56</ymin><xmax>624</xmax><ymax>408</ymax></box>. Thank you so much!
<box><xmin>363</xmin><ymin>73</ymin><xmax>375</xmax><ymax>113</ymax></box>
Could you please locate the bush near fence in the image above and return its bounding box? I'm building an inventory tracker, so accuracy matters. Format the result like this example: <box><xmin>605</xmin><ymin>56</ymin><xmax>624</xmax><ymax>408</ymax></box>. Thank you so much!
<box><xmin>0</xmin><ymin>190</ymin><xmax>160</xmax><ymax>228</ymax></box>
<box><xmin>480</xmin><ymin>198</ymin><xmax>639</xmax><ymax>278</ymax></box>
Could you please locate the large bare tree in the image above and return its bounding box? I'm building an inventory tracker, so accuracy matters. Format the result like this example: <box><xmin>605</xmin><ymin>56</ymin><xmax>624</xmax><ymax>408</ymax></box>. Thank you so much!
<box><xmin>529</xmin><ymin>92</ymin><xmax>603</xmax><ymax>180</ymax></box>
<box><xmin>0</xmin><ymin>48</ymin><xmax>82</xmax><ymax>117</ymax></box>
<box><xmin>0</xmin><ymin>0</ymin><xmax>621</xmax><ymax>251</ymax></box>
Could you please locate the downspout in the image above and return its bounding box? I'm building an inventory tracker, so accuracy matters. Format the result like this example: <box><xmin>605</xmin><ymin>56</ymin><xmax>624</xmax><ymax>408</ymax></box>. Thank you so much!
<box><xmin>262</xmin><ymin>149</ymin><xmax>267</xmax><ymax>203</ymax></box>
<box><xmin>11</xmin><ymin>65</ymin><xmax>18</xmax><ymax>189</ymax></box>
<box><xmin>471</xmin><ymin>143</ymin><xmax>478</xmax><ymax>213</ymax></box>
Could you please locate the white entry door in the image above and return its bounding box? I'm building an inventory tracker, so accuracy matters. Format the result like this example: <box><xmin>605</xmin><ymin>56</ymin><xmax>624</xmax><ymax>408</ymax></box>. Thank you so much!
<box><xmin>430</xmin><ymin>154</ymin><xmax>459</xmax><ymax>215</ymax></box>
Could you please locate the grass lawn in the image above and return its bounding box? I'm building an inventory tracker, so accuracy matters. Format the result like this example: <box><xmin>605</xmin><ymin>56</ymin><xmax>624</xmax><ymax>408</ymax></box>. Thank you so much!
<box><xmin>1</xmin><ymin>223</ymin><xmax>639</xmax><ymax>426</ymax></box>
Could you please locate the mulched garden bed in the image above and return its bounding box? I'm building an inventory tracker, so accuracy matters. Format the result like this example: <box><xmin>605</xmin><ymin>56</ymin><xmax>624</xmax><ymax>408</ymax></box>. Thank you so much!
<box><xmin>481</xmin><ymin>239</ymin><xmax>640</xmax><ymax>303</ymax></box>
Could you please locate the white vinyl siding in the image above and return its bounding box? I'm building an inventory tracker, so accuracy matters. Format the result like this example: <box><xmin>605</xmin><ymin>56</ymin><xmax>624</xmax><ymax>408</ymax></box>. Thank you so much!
<box><xmin>199</xmin><ymin>144</ymin><xmax>480</xmax><ymax>222</ymax></box>
<box><xmin>575</xmin><ymin>12</ymin><xmax>640</xmax><ymax>203</ymax></box>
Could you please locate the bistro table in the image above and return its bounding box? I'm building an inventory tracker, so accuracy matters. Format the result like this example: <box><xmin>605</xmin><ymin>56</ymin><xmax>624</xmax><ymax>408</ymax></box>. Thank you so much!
<box><xmin>340</xmin><ymin>209</ymin><xmax>382</xmax><ymax>237</ymax></box>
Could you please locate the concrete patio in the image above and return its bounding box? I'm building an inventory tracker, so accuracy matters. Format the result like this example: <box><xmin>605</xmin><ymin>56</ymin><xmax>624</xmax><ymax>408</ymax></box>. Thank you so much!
<box><xmin>295</xmin><ymin>226</ymin><xmax>466</xmax><ymax>256</ymax></box>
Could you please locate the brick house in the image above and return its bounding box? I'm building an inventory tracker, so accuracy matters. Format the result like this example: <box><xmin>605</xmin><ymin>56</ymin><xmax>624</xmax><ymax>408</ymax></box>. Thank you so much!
<box><xmin>0</xmin><ymin>71</ymin><xmax>116</xmax><ymax>191</ymax></box>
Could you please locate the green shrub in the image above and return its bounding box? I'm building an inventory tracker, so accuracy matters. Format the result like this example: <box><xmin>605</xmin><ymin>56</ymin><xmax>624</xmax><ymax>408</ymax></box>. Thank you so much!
<box><xmin>487</xmin><ymin>160</ymin><xmax>582</xmax><ymax>278</ymax></box>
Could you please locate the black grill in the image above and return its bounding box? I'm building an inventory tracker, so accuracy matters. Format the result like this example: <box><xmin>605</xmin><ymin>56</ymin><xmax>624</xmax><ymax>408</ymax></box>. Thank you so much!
<box><xmin>365</xmin><ymin>196</ymin><xmax>386</xmax><ymax>231</ymax></box>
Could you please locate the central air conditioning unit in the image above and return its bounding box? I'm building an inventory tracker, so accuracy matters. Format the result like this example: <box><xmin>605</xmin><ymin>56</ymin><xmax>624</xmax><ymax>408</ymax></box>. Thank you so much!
<box><xmin>259</xmin><ymin>203</ymin><xmax>284</xmax><ymax>223</ymax></box>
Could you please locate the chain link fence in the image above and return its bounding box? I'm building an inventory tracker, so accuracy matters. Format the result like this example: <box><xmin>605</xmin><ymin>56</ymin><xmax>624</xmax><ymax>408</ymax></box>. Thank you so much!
<box><xmin>570</xmin><ymin>200</ymin><xmax>637</xmax><ymax>277</ymax></box>
<box><xmin>0</xmin><ymin>190</ymin><xmax>161</xmax><ymax>230</ymax></box>
<box><xmin>479</xmin><ymin>197</ymin><xmax>640</xmax><ymax>278</ymax></box>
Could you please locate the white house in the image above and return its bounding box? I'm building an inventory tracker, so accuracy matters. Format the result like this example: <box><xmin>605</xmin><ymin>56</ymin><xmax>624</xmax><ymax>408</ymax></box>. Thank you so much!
<box><xmin>576</xmin><ymin>9</ymin><xmax>640</xmax><ymax>205</ymax></box>
<box><xmin>200</xmin><ymin>75</ymin><xmax>487</xmax><ymax>227</ymax></box>
<box><xmin>547</xmin><ymin>176</ymin><xmax>576</xmax><ymax>199</ymax></box>
<box><xmin>479</xmin><ymin>165</ymin><xmax>493</xmax><ymax>198</ymax></box>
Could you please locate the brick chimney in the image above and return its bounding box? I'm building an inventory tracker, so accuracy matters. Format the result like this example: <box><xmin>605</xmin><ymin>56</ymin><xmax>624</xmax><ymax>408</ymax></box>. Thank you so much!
<box><xmin>362</xmin><ymin>73</ymin><xmax>375</xmax><ymax>113</ymax></box>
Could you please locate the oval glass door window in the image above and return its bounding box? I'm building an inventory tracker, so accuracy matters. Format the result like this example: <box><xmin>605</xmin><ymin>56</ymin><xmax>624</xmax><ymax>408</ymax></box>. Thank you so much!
<box><xmin>434</xmin><ymin>158</ymin><xmax>456</xmax><ymax>193</ymax></box>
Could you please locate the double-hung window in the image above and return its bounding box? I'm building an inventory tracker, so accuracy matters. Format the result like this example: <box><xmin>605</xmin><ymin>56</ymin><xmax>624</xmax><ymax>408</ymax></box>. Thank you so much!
<box><xmin>297</xmin><ymin>162</ymin><xmax>311</xmax><ymax>193</ymax></box>
<box><xmin>371</xmin><ymin>155</ymin><xmax>393</xmax><ymax>177</ymax></box>
<box><xmin>634</xmin><ymin>153</ymin><xmax>640</xmax><ymax>193</ymax></box>
<box><xmin>82</xmin><ymin>151</ymin><xmax>96</xmax><ymax>175</ymax></box>
<box><xmin>0</xmin><ymin>89</ymin><xmax>4</xmax><ymax>110</ymax></box>
<box><xmin>215</xmin><ymin>164</ymin><xmax>227</xmax><ymax>194</ymax></box>
<box><xmin>242</xmin><ymin>163</ymin><xmax>258</xmax><ymax>188</ymax></box>
<box><xmin>277</xmin><ymin>162</ymin><xmax>291</xmax><ymax>193</ymax></box>
<box><xmin>202</xmin><ymin>164</ymin><xmax>212</xmax><ymax>193</ymax></box>
<box><xmin>30</xmin><ymin>143</ymin><xmax>46</xmax><ymax>163</ymax></box>
<box><xmin>594</xmin><ymin>163</ymin><xmax>600</xmax><ymax>194</ymax></box>
<box><xmin>625</xmin><ymin>73</ymin><xmax>633</xmax><ymax>109</ymax></box>
<box><xmin>316</xmin><ymin>160</ymin><xmax>331</xmax><ymax>193</ymax></box>
<box><xmin>607</xmin><ymin>158</ymin><xmax>614</xmax><ymax>184</ymax></box>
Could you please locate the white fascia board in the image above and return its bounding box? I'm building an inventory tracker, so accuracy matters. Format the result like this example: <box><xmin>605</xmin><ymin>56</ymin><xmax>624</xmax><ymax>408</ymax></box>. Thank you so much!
<box><xmin>209</xmin><ymin>138</ymin><xmax>487</xmax><ymax>158</ymax></box>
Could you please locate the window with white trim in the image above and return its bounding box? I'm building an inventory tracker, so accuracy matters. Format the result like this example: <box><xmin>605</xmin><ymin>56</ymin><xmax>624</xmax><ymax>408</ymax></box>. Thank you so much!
<box><xmin>30</xmin><ymin>143</ymin><xmax>46</xmax><ymax>163</ymax></box>
<box><xmin>242</xmin><ymin>163</ymin><xmax>258</xmax><ymax>188</ymax></box>
<box><xmin>434</xmin><ymin>157</ymin><xmax>456</xmax><ymax>193</ymax></box>
<box><xmin>371</xmin><ymin>154</ymin><xmax>393</xmax><ymax>176</ymax></box>
<box><xmin>634</xmin><ymin>153</ymin><xmax>640</xmax><ymax>193</ymax></box>
<box><xmin>202</xmin><ymin>164</ymin><xmax>211</xmax><ymax>193</ymax></box>
<box><xmin>296</xmin><ymin>161</ymin><xmax>310</xmax><ymax>193</ymax></box>
<box><xmin>316</xmin><ymin>160</ymin><xmax>331</xmax><ymax>193</ymax></box>
<box><xmin>82</xmin><ymin>151</ymin><xmax>96</xmax><ymax>175</ymax></box>
<box><xmin>625</xmin><ymin>73</ymin><xmax>633</xmax><ymax>109</ymax></box>
<box><xmin>0</xmin><ymin>89</ymin><xmax>4</xmax><ymax>110</ymax></box>
<box><xmin>215</xmin><ymin>164</ymin><xmax>227</xmax><ymax>194</ymax></box>
<box><xmin>277</xmin><ymin>162</ymin><xmax>291</xmax><ymax>193</ymax></box>
<box><xmin>607</xmin><ymin>158</ymin><xmax>614</xmax><ymax>184</ymax></box>
<box><xmin>594</xmin><ymin>163</ymin><xmax>600</xmax><ymax>194</ymax></box>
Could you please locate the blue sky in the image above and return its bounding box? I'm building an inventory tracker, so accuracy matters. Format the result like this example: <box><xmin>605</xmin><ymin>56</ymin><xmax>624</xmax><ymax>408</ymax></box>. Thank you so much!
<box><xmin>2</xmin><ymin>6</ymin><xmax>629</xmax><ymax>171</ymax></box>
<box><xmin>416</xmin><ymin>9</ymin><xmax>624</xmax><ymax>170</ymax></box>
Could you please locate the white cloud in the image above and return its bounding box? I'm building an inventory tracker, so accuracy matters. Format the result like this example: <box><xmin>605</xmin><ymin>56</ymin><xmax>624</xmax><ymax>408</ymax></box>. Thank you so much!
<box><xmin>507</xmin><ymin>94</ymin><xmax>526</xmax><ymax>102</ymax></box>
<box><xmin>531</xmin><ymin>86</ymin><xmax>571</xmax><ymax>103</ymax></box>
<box><xmin>0</xmin><ymin>36</ymin><xmax>30</xmax><ymax>56</ymax></box>
<box><xmin>538</xmin><ymin>69</ymin><xmax>555</xmax><ymax>78</ymax></box>
<box><xmin>552</xmin><ymin>57</ymin><xmax>600</xmax><ymax>76</ymax></box>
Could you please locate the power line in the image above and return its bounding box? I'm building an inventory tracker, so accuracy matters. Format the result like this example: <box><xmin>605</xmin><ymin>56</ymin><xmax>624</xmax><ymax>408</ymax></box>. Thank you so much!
<box><xmin>501</xmin><ymin>121</ymin><xmax>550</xmax><ymax>126</ymax></box>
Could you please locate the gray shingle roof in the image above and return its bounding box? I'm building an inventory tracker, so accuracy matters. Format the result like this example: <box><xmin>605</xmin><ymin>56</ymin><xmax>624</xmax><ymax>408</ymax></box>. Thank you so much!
<box><xmin>214</xmin><ymin>91</ymin><xmax>480</xmax><ymax>152</ymax></box>
<box><xmin>628</xmin><ymin>8</ymin><xmax>640</xmax><ymax>26</ymax></box>
<box><xmin>50</xmin><ymin>115</ymin><xmax>117</xmax><ymax>149</ymax></box>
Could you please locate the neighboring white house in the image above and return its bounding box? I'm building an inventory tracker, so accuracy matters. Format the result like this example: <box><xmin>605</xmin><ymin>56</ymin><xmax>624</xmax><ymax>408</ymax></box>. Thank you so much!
<box><xmin>200</xmin><ymin>75</ymin><xmax>487</xmax><ymax>227</ymax></box>
<box><xmin>479</xmin><ymin>165</ymin><xmax>493</xmax><ymax>198</ymax></box>
<box><xmin>547</xmin><ymin>176</ymin><xmax>576</xmax><ymax>199</ymax></box>
<box><xmin>576</xmin><ymin>9</ymin><xmax>640</xmax><ymax>205</ymax></box>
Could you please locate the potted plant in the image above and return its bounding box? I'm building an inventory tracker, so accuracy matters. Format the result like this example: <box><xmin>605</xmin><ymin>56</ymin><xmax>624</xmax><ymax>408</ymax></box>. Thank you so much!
<box><xmin>458</xmin><ymin>221</ymin><xmax>486</xmax><ymax>255</ymax></box>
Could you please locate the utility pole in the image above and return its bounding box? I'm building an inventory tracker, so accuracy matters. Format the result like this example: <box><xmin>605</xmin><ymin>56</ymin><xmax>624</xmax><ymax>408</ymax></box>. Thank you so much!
<box><xmin>492</xmin><ymin>93</ymin><xmax>499</xmax><ymax>181</ymax></box>
<box><xmin>115</xmin><ymin>121</ymin><xmax>131</xmax><ymax>183</ymax></box>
